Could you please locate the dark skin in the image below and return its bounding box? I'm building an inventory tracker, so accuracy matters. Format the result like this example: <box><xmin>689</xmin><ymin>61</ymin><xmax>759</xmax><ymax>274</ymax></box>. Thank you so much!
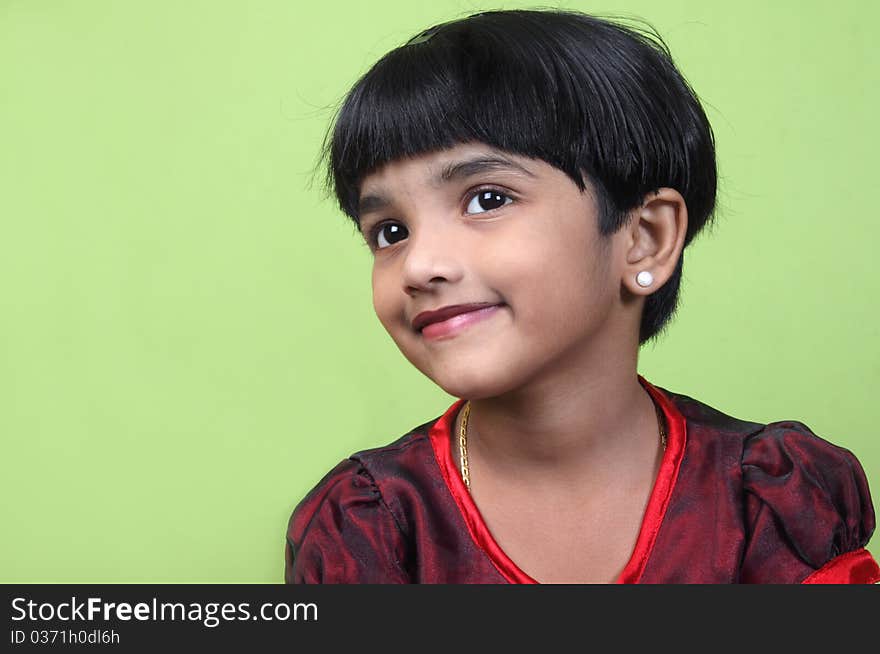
<box><xmin>359</xmin><ymin>143</ymin><xmax>689</xmax><ymax>583</ymax></box>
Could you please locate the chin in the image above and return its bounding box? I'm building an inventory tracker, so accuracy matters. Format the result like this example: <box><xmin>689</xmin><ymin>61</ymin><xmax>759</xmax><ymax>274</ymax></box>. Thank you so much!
<box><xmin>425</xmin><ymin>365</ymin><xmax>523</xmax><ymax>401</ymax></box>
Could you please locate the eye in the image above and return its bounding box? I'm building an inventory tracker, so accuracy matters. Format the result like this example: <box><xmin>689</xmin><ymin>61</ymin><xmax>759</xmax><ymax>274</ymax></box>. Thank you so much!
<box><xmin>372</xmin><ymin>222</ymin><xmax>409</xmax><ymax>250</ymax></box>
<box><xmin>466</xmin><ymin>189</ymin><xmax>513</xmax><ymax>214</ymax></box>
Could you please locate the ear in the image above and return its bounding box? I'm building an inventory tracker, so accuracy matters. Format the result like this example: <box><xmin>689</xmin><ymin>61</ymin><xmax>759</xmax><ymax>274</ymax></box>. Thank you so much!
<box><xmin>622</xmin><ymin>188</ymin><xmax>688</xmax><ymax>296</ymax></box>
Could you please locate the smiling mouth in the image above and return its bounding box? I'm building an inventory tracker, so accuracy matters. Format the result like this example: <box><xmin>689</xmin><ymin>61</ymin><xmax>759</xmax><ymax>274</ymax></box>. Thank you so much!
<box><xmin>419</xmin><ymin>304</ymin><xmax>504</xmax><ymax>340</ymax></box>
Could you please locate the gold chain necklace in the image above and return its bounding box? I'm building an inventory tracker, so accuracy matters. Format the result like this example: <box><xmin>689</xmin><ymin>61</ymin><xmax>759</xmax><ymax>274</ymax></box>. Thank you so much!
<box><xmin>458</xmin><ymin>400</ymin><xmax>668</xmax><ymax>491</ymax></box>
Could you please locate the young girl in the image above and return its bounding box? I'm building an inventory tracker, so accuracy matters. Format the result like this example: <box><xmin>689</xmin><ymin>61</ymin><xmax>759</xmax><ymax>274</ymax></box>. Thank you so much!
<box><xmin>285</xmin><ymin>9</ymin><xmax>877</xmax><ymax>583</ymax></box>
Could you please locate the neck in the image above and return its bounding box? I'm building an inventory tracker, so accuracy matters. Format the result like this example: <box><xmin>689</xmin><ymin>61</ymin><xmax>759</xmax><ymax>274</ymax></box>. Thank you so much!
<box><xmin>455</xmin><ymin>327</ymin><xmax>659</xmax><ymax>484</ymax></box>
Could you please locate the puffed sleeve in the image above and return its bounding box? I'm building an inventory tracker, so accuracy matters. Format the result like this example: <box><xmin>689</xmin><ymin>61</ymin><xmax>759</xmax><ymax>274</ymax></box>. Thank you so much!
<box><xmin>285</xmin><ymin>458</ymin><xmax>411</xmax><ymax>583</ymax></box>
<box><xmin>740</xmin><ymin>420</ymin><xmax>879</xmax><ymax>583</ymax></box>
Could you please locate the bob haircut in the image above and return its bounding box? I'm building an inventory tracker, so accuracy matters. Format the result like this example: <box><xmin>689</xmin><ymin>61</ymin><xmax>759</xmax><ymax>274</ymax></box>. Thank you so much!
<box><xmin>322</xmin><ymin>8</ymin><xmax>717</xmax><ymax>345</ymax></box>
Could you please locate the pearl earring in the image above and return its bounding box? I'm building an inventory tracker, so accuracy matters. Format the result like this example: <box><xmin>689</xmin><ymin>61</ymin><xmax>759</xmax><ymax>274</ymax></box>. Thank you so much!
<box><xmin>636</xmin><ymin>271</ymin><xmax>653</xmax><ymax>287</ymax></box>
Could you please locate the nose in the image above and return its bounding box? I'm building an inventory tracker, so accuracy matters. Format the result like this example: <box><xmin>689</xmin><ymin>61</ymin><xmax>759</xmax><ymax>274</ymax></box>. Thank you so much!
<box><xmin>401</xmin><ymin>218</ymin><xmax>465</xmax><ymax>297</ymax></box>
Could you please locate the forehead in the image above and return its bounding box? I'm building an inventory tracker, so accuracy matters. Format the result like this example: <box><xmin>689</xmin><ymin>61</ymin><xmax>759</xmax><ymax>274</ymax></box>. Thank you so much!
<box><xmin>360</xmin><ymin>143</ymin><xmax>542</xmax><ymax>190</ymax></box>
<box><xmin>357</xmin><ymin>143</ymin><xmax>544</xmax><ymax>216</ymax></box>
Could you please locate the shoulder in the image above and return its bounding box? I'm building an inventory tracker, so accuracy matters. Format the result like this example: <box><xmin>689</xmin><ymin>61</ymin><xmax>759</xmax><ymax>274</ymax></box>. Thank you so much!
<box><xmin>289</xmin><ymin>414</ymin><xmax>439</xmax><ymax>536</ymax></box>
<box><xmin>738</xmin><ymin>417</ymin><xmax>873</xmax><ymax>530</ymax></box>
<box><xmin>285</xmin><ymin>413</ymin><xmax>443</xmax><ymax>583</ymax></box>
<box><xmin>739</xmin><ymin>418</ymin><xmax>878</xmax><ymax>582</ymax></box>
<box><xmin>739</xmin><ymin>419</ymin><xmax>875</xmax><ymax>558</ymax></box>
<box><xmin>661</xmin><ymin>387</ymin><xmax>878</xmax><ymax>582</ymax></box>
<box><xmin>663</xmin><ymin>388</ymin><xmax>873</xmax><ymax>504</ymax></box>
<box><xmin>662</xmin><ymin>387</ymin><xmax>764</xmax><ymax>438</ymax></box>
<box><xmin>740</xmin><ymin>418</ymin><xmax>869</xmax><ymax>494</ymax></box>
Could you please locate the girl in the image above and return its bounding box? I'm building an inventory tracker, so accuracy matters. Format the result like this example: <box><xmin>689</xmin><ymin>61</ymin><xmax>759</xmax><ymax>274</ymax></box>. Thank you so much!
<box><xmin>285</xmin><ymin>9</ymin><xmax>877</xmax><ymax>583</ymax></box>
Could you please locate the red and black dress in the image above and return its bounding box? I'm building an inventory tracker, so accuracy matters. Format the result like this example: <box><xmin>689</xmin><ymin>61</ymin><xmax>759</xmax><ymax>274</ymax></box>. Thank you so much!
<box><xmin>285</xmin><ymin>376</ymin><xmax>879</xmax><ymax>583</ymax></box>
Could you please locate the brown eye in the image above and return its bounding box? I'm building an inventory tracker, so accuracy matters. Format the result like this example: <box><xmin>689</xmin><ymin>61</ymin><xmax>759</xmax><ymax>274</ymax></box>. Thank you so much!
<box><xmin>375</xmin><ymin>222</ymin><xmax>408</xmax><ymax>249</ymax></box>
<box><xmin>466</xmin><ymin>190</ymin><xmax>513</xmax><ymax>214</ymax></box>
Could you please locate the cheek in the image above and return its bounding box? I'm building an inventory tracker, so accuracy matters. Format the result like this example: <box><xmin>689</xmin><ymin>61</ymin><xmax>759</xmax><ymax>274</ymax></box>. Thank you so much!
<box><xmin>371</xmin><ymin>267</ymin><xmax>412</xmax><ymax>342</ymax></box>
<box><xmin>371</xmin><ymin>269</ymin><xmax>394</xmax><ymax>330</ymax></box>
<box><xmin>486</xmin><ymin>225</ymin><xmax>601</xmax><ymax>325</ymax></box>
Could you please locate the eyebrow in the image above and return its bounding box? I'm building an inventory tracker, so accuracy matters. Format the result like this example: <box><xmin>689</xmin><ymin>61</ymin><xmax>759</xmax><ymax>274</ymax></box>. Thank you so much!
<box><xmin>357</xmin><ymin>154</ymin><xmax>536</xmax><ymax>221</ymax></box>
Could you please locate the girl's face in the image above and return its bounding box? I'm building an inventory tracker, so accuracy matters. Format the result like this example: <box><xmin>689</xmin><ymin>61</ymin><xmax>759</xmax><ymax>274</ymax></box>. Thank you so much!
<box><xmin>357</xmin><ymin>142</ymin><xmax>628</xmax><ymax>400</ymax></box>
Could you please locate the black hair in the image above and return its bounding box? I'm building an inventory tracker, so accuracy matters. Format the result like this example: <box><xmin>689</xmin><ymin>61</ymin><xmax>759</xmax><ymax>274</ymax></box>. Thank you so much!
<box><xmin>321</xmin><ymin>8</ymin><xmax>717</xmax><ymax>345</ymax></box>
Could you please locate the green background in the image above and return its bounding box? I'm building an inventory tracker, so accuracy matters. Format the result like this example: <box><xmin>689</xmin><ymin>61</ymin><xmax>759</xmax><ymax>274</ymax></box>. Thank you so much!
<box><xmin>1</xmin><ymin>0</ymin><xmax>876</xmax><ymax>582</ymax></box>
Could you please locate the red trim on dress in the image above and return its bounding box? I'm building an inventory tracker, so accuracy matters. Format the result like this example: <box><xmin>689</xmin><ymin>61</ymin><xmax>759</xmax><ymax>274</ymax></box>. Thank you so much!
<box><xmin>800</xmin><ymin>548</ymin><xmax>880</xmax><ymax>584</ymax></box>
<box><xmin>427</xmin><ymin>374</ymin><xmax>687</xmax><ymax>584</ymax></box>
<box><xmin>428</xmin><ymin>397</ymin><xmax>535</xmax><ymax>583</ymax></box>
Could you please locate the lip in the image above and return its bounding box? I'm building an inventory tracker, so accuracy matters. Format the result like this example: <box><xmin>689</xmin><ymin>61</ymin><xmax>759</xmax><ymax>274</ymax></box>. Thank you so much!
<box><xmin>413</xmin><ymin>303</ymin><xmax>504</xmax><ymax>340</ymax></box>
